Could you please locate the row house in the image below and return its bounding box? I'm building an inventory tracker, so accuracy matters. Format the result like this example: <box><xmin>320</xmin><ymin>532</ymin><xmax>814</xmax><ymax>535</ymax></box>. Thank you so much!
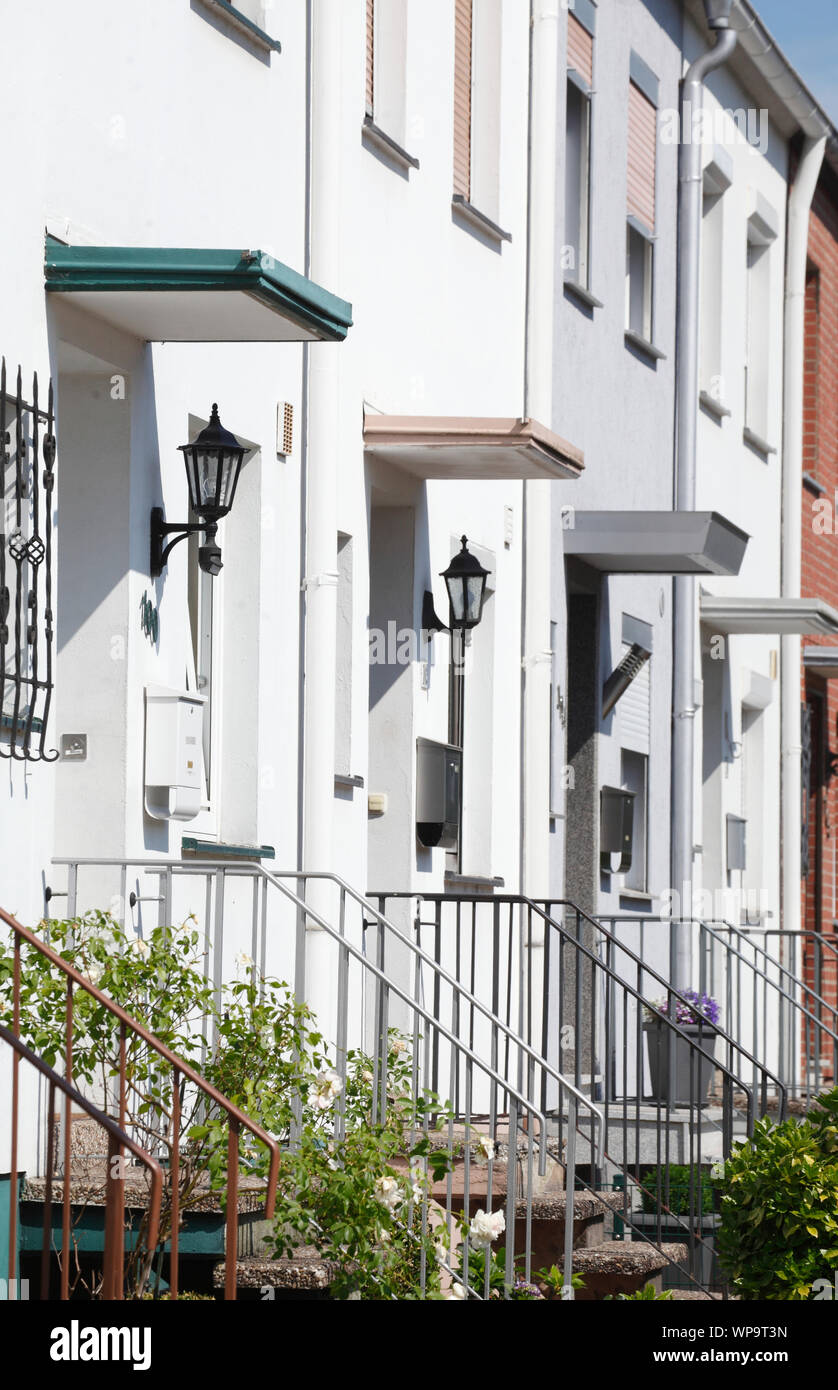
<box><xmin>2</xmin><ymin>0</ymin><xmax>838</xmax><ymax>1299</ymax></box>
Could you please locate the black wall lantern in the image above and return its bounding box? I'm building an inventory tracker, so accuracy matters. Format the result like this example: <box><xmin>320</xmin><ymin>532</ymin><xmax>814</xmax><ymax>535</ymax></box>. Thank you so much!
<box><xmin>150</xmin><ymin>404</ymin><xmax>247</xmax><ymax>578</ymax></box>
<box><xmin>441</xmin><ymin>535</ymin><xmax>490</xmax><ymax>631</ymax></box>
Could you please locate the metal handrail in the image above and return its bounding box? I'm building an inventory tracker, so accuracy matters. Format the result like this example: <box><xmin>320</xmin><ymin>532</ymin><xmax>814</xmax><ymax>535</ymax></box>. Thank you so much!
<box><xmin>604</xmin><ymin>914</ymin><xmax>838</xmax><ymax>1098</ymax></box>
<box><xmin>371</xmin><ymin>890</ymin><xmax>785</xmax><ymax>1296</ymax></box>
<box><xmin>1</xmin><ymin>1018</ymin><xmax>163</xmax><ymax>1300</ymax></box>
<box><xmin>1</xmin><ymin>905</ymin><xmax>280</xmax><ymax>1300</ymax></box>
<box><xmin>47</xmin><ymin>857</ymin><xmax>610</xmax><ymax>1299</ymax></box>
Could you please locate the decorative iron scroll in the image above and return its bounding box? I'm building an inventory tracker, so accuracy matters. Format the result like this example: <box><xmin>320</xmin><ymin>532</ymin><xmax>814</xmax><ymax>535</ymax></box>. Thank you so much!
<box><xmin>0</xmin><ymin>360</ymin><xmax>58</xmax><ymax>761</ymax></box>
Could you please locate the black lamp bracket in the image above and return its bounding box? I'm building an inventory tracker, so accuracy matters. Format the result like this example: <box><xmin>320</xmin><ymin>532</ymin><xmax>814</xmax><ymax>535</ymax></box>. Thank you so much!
<box><xmin>150</xmin><ymin>507</ymin><xmax>217</xmax><ymax>578</ymax></box>
<box><xmin>422</xmin><ymin>589</ymin><xmax>449</xmax><ymax>636</ymax></box>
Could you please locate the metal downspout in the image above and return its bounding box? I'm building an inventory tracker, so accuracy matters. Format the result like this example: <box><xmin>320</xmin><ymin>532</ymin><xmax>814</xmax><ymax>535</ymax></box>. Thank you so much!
<box><xmin>671</xmin><ymin>14</ymin><xmax>737</xmax><ymax>988</ymax></box>
<box><xmin>780</xmin><ymin>136</ymin><xmax>825</xmax><ymax>1066</ymax></box>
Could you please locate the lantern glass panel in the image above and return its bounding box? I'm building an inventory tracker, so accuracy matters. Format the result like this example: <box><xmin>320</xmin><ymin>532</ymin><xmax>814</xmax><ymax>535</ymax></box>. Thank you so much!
<box><xmin>446</xmin><ymin>575</ymin><xmax>466</xmax><ymax>623</ymax></box>
<box><xmin>466</xmin><ymin>575</ymin><xmax>485</xmax><ymax>624</ymax></box>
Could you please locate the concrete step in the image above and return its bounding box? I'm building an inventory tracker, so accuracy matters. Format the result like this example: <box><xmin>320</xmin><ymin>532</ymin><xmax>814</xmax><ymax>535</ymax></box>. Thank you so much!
<box><xmin>512</xmin><ymin>1190</ymin><xmax>625</xmax><ymax>1267</ymax></box>
<box><xmin>214</xmin><ymin>1250</ymin><xmax>337</xmax><ymax>1297</ymax></box>
<box><xmin>571</xmin><ymin>1240</ymin><xmax>687</xmax><ymax>1301</ymax></box>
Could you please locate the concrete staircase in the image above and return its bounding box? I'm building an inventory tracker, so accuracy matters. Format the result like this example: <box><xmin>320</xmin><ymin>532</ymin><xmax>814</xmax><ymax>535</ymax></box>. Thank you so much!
<box><xmin>224</xmin><ymin>1126</ymin><xmax>690</xmax><ymax>1300</ymax></box>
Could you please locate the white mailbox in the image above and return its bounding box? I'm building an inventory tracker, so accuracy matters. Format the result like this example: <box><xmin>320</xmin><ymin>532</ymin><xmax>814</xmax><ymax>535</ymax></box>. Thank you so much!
<box><xmin>144</xmin><ymin>686</ymin><xmax>206</xmax><ymax>821</ymax></box>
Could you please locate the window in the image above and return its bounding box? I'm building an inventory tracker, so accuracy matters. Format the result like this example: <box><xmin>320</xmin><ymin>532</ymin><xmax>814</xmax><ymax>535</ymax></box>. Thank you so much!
<box><xmin>744</xmin><ymin>234</ymin><xmax>771</xmax><ymax>442</ymax></box>
<box><xmin>621</xmin><ymin>749</ymin><xmax>648</xmax><ymax>894</ymax></box>
<box><xmin>699</xmin><ymin>155</ymin><xmax>731</xmax><ymax>405</ymax></box>
<box><xmin>617</xmin><ymin>615</ymin><xmax>651</xmax><ymax>894</ymax></box>
<box><xmin>803</xmin><ymin>265</ymin><xmax>819</xmax><ymax>477</ymax></box>
<box><xmin>626</xmin><ymin>223</ymin><xmax>653</xmax><ymax>340</ymax></box>
<box><xmin>564</xmin><ymin>5</ymin><xmax>594</xmax><ymax>289</ymax></box>
<box><xmin>452</xmin><ymin>0</ymin><xmax>503</xmax><ymax>226</ymax></box>
<box><xmin>624</xmin><ymin>58</ymin><xmax>658</xmax><ymax>343</ymax></box>
<box><xmin>335</xmin><ymin>533</ymin><xmax>353</xmax><ymax>776</ymax></box>
<box><xmin>365</xmin><ymin>0</ymin><xmax>408</xmax><ymax>148</ymax></box>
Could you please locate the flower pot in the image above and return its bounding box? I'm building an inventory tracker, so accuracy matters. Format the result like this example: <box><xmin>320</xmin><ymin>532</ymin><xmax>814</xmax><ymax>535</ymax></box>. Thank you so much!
<box><xmin>643</xmin><ymin>1020</ymin><xmax>717</xmax><ymax>1106</ymax></box>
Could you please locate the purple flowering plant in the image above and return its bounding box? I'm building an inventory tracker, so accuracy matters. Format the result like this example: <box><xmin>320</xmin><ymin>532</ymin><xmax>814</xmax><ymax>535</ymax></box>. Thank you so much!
<box><xmin>648</xmin><ymin>989</ymin><xmax>720</xmax><ymax>1027</ymax></box>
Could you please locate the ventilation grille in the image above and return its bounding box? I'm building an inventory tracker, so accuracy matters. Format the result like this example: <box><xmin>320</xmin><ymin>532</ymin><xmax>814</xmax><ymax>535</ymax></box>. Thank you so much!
<box><xmin>278</xmin><ymin>401</ymin><xmax>294</xmax><ymax>457</ymax></box>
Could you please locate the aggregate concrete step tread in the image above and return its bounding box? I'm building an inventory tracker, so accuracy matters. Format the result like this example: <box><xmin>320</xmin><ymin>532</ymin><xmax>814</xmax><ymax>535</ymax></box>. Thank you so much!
<box><xmin>514</xmin><ymin>1190</ymin><xmax>626</xmax><ymax>1221</ymax></box>
<box><xmin>572</xmin><ymin>1240</ymin><xmax>687</xmax><ymax>1276</ymax></box>
<box><xmin>22</xmin><ymin>1169</ymin><xmax>268</xmax><ymax>1215</ymax></box>
<box><xmin>215</xmin><ymin>1250</ymin><xmax>339</xmax><ymax>1292</ymax></box>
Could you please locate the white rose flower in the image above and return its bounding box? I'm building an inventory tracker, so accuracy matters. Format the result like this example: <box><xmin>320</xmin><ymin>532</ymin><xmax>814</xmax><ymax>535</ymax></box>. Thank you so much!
<box><xmin>361</xmin><ymin>1069</ymin><xmax>374</xmax><ymax>1084</ymax></box>
<box><xmin>409</xmin><ymin>1163</ymin><xmax>425</xmax><ymax>1204</ymax></box>
<box><xmin>308</xmin><ymin>1068</ymin><xmax>343</xmax><ymax>1111</ymax></box>
<box><xmin>447</xmin><ymin>1281</ymin><xmax>467</xmax><ymax>1300</ymax></box>
<box><xmin>235</xmin><ymin>950</ymin><xmax>254</xmax><ymax>973</ymax></box>
<box><xmin>131</xmin><ymin>937</ymin><xmax>151</xmax><ymax>960</ymax></box>
<box><xmin>85</xmin><ymin>961</ymin><xmax>104</xmax><ymax>986</ymax></box>
<box><xmin>468</xmin><ymin>1208</ymin><xmax>506</xmax><ymax>1249</ymax></box>
<box><xmin>374</xmin><ymin>1174</ymin><xmax>403</xmax><ymax>1211</ymax></box>
<box><xmin>391</xmin><ymin>1038</ymin><xmax>406</xmax><ymax>1055</ymax></box>
<box><xmin>473</xmin><ymin>1133</ymin><xmax>496</xmax><ymax>1163</ymax></box>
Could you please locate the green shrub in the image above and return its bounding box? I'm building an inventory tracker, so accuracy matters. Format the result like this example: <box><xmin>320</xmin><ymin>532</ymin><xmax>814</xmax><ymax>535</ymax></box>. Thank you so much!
<box><xmin>717</xmin><ymin>1088</ymin><xmax>838</xmax><ymax>1300</ymax></box>
<box><xmin>640</xmin><ymin>1164</ymin><xmax>715</xmax><ymax>1216</ymax></box>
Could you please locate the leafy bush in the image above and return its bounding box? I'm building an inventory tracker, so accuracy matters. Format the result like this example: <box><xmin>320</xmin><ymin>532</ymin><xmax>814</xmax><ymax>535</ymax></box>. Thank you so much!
<box><xmin>0</xmin><ymin>912</ymin><xmax>453</xmax><ymax>1300</ymax></box>
<box><xmin>639</xmin><ymin>1164</ymin><xmax>715</xmax><ymax>1216</ymax></box>
<box><xmin>717</xmin><ymin>1088</ymin><xmax>838</xmax><ymax>1300</ymax></box>
<box><xmin>607</xmin><ymin>1283</ymin><xmax>673</xmax><ymax>1301</ymax></box>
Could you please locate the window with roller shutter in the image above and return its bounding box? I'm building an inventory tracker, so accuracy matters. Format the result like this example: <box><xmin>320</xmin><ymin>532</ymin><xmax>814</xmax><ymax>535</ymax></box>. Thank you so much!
<box><xmin>624</xmin><ymin>58</ymin><xmax>658</xmax><ymax>344</ymax></box>
<box><xmin>453</xmin><ymin>0</ymin><xmax>473</xmax><ymax>200</ymax></box>
<box><xmin>565</xmin><ymin>7</ymin><xmax>595</xmax><ymax>290</ymax></box>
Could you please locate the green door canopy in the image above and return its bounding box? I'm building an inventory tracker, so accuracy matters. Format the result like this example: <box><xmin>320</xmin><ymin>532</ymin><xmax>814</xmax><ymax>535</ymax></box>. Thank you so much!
<box><xmin>45</xmin><ymin>243</ymin><xmax>353</xmax><ymax>344</ymax></box>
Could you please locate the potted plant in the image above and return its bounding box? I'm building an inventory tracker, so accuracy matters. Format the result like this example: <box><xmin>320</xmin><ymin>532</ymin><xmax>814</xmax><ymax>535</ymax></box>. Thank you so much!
<box><xmin>630</xmin><ymin>1164</ymin><xmax>720</xmax><ymax>1290</ymax></box>
<box><xmin>643</xmin><ymin>990</ymin><xmax>720</xmax><ymax>1105</ymax></box>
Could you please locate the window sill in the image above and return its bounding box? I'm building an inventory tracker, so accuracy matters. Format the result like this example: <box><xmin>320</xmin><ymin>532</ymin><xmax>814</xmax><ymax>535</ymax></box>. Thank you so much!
<box><xmin>803</xmin><ymin>471</ymin><xmax>826</xmax><ymax>496</ymax></box>
<box><xmin>743</xmin><ymin>425</ymin><xmax>777</xmax><ymax>457</ymax></box>
<box><xmin>444</xmin><ymin>871</ymin><xmax>505</xmax><ymax>890</ymax></box>
<box><xmin>699</xmin><ymin>389</ymin><xmax>731</xmax><ymax>421</ymax></box>
<box><xmin>564</xmin><ymin>279</ymin><xmax>603</xmax><ymax>311</ymax></box>
<box><xmin>335</xmin><ymin>772</ymin><xmax>365</xmax><ymax>790</ymax></box>
<box><xmin>624</xmin><ymin>330</ymin><xmax>666</xmax><ymax>362</ymax></box>
<box><xmin>361</xmin><ymin>117</ymin><xmax>419</xmax><ymax>173</ymax></box>
<box><xmin>193</xmin><ymin>0</ymin><xmax>281</xmax><ymax>53</ymax></box>
<box><xmin>181</xmin><ymin>838</ymin><xmax>276</xmax><ymax>861</ymax></box>
<box><xmin>451</xmin><ymin>196</ymin><xmax>511</xmax><ymax>246</ymax></box>
<box><xmin>618</xmin><ymin>889</ymin><xmax>654</xmax><ymax>906</ymax></box>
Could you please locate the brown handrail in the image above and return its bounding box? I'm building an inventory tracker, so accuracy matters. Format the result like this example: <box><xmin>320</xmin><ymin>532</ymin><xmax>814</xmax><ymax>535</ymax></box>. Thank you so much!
<box><xmin>2</xmin><ymin>906</ymin><xmax>281</xmax><ymax>1300</ymax></box>
<box><xmin>0</xmin><ymin>1018</ymin><xmax>164</xmax><ymax>1299</ymax></box>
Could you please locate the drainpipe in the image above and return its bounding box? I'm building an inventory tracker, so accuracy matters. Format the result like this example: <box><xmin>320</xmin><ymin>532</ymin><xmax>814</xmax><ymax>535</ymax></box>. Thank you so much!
<box><xmin>302</xmin><ymin>0</ymin><xmax>342</xmax><ymax>1019</ymax></box>
<box><xmin>520</xmin><ymin>0</ymin><xmax>560</xmax><ymax>902</ymax></box>
<box><xmin>671</xmin><ymin>3</ymin><xmax>736</xmax><ymax>987</ymax></box>
<box><xmin>781</xmin><ymin>137</ymin><xmax>825</xmax><ymax>985</ymax></box>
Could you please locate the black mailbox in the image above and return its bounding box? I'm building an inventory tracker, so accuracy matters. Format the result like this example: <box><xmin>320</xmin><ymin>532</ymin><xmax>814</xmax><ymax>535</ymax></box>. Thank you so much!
<box><xmin>416</xmin><ymin>737</ymin><xmax>461</xmax><ymax>850</ymax></box>
<box><xmin>600</xmin><ymin>785</ymin><xmax>635</xmax><ymax>874</ymax></box>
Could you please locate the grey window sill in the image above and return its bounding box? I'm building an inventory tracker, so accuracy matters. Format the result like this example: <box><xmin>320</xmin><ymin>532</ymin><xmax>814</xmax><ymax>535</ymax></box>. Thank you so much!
<box><xmin>564</xmin><ymin>279</ymin><xmax>603</xmax><ymax>311</ymax></box>
<box><xmin>334</xmin><ymin>772</ymin><xmax>365</xmax><ymax>790</ymax></box>
<box><xmin>619</xmin><ymin>888</ymin><xmax>653</xmax><ymax>904</ymax></box>
<box><xmin>624</xmin><ymin>330</ymin><xmax>666</xmax><ymax>362</ymax></box>
<box><xmin>361</xmin><ymin>117</ymin><xmax>419</xmax><ymax>172</ymax></box>
<box><xmin>181</xmin><ymin>838</ymin><xmax>276</xmax><ymax>860</ymax></box>
<box><xmin>451</xmin><ymin>196</ymin><xmax>511</xmax><ymax>245</ymax></box>
<box><xmin>743</xmin><ymin>425</ymin><xmax>777</xmax><ymax>456</ymax></box>
<box><xmin>444</xmin><ymin>871</ymin><xmax>505</xmax><ymax>889</ymax></box>
<box><xmin>699</xmin><ymin>389</ymin><xmax>732</xmax><ymax>420</ymax></box>
<box><xmin>803</xmin><ymin>471</ymin><xmax>826</xmax><ymax>496</ymax></box>
<box><xmin>194</xmin><ymin>0</ymin><xmax>281</xmax><ymax>52</ymax></box>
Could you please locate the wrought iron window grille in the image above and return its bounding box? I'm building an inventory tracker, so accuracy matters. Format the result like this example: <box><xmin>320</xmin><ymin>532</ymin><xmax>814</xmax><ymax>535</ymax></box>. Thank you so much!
<box><xmin>0</xmin><ymin>360</ymin><xmax>58</xmax><ymax>761</ymax></box>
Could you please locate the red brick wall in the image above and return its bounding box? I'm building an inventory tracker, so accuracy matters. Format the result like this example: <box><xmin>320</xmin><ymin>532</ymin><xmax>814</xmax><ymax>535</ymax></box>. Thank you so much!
<box><xmin>800</xmin><ymin>164</ymin><xmax>838</xmax><ymax>1077</ymax></box>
